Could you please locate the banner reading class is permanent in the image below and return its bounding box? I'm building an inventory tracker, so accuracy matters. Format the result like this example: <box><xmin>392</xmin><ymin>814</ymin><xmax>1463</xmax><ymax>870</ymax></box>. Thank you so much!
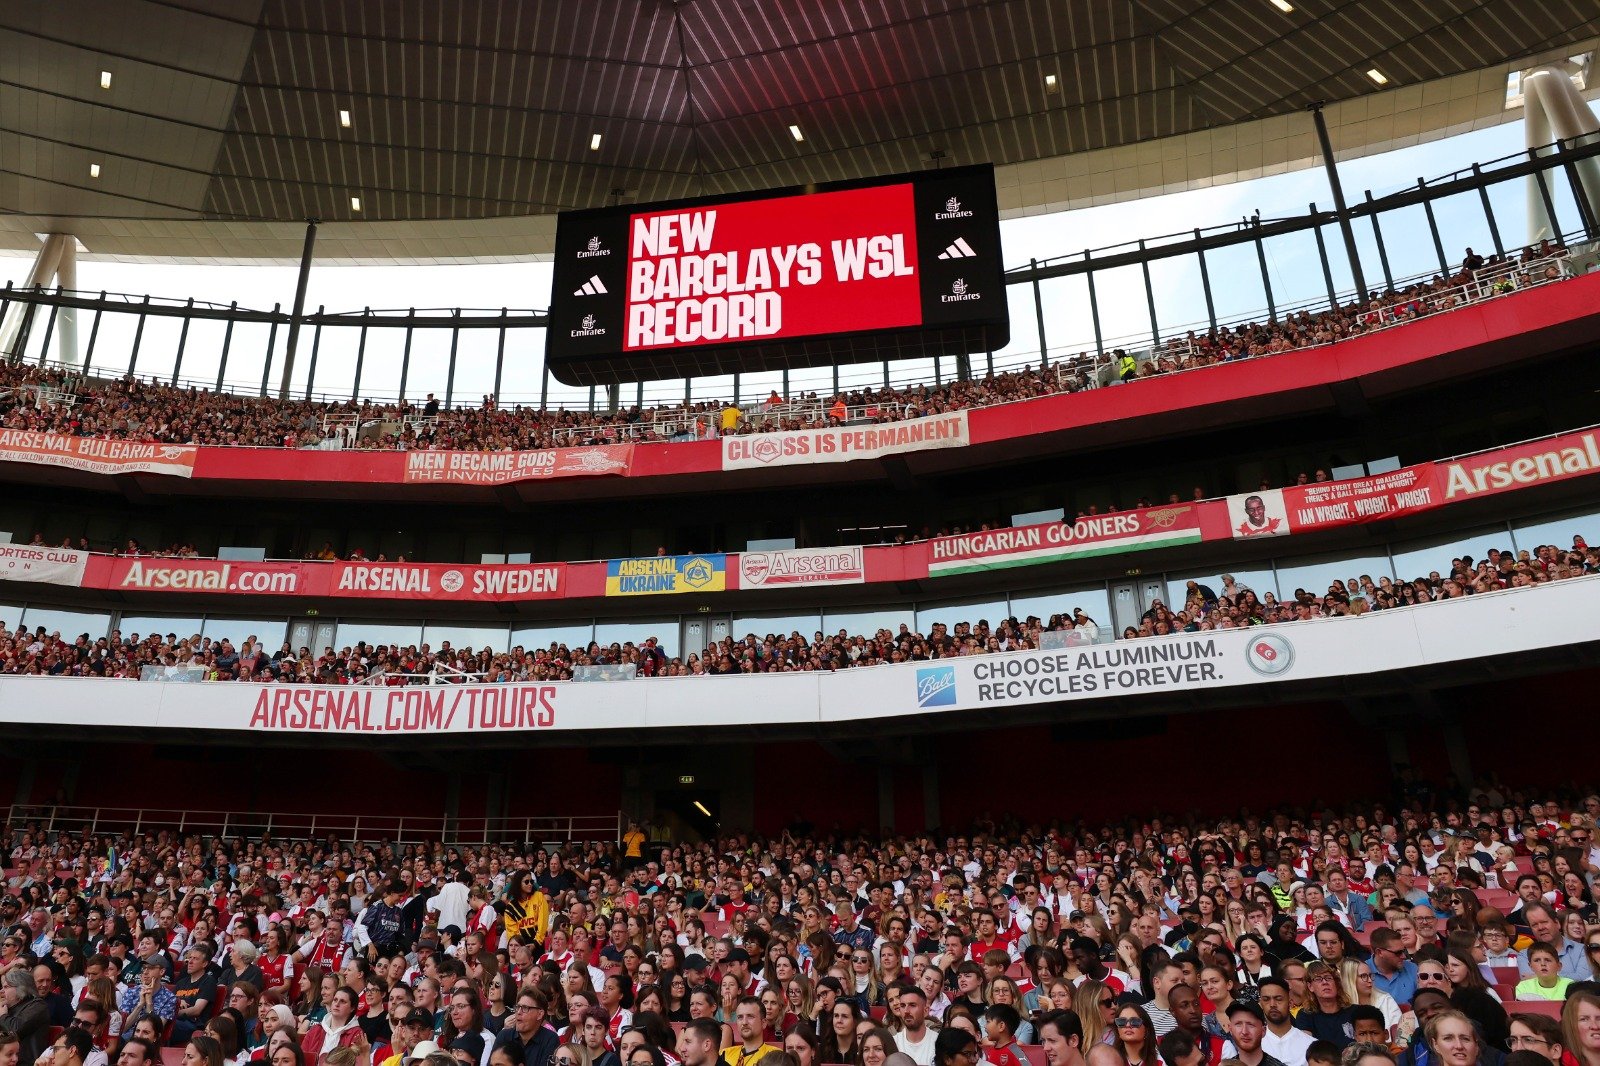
<box><xmin>722</xmin><ymin>411</ymin><xmax>969</xmax><ymax>470</ymax></box>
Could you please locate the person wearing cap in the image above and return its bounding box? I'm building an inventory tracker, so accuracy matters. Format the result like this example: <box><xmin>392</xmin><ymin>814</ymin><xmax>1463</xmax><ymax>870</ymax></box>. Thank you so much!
<box><xmin>404</xmin><ymin>1043</ymin><xmax>441</xmax><ymax>1066</ymax></box>
<box><xmin>378</xmin><ymin>1012</ymin><xmax>437</xmax><ymax>1066</ymax></box>
<box><xmin>448</xmin><ymin>1035</ymin><xmax>484</xmax><ymax>1066</ymax></box>
<box><xmin>1226</xmin><ymin>1001</ymin><xmax>1286</xmax><ymax>1066</ymax></box>
<box><xmin>115</xmin><ymin>961</ymin><xmax>175</xmax><ymax>1037</ymax></box>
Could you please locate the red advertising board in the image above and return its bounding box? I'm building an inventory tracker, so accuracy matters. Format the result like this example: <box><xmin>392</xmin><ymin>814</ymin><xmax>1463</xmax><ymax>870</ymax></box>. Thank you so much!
<box><xmin>1438</xmin><ymin>428</ymin><xmax>1600</xmax><ymax>501</ymax></box>
<box><xmin>1280</xmin><ymin>465</ymin><xmax>1442</xmax><ymax>532</ymax></box>
<box><xmin>624</xmin><ymin>184</ymin><xmax>921</xmax><ymax>351</ymax></box>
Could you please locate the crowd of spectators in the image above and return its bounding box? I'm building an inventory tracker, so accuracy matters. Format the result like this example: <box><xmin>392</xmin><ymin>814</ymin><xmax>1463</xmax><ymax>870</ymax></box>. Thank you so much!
<box><xmin>2</xmin><ymin>780</ymin><xmax>1600</xmax><ymax>1066</ymax></box>
<box><xmin>0</xmin><ymin>531</ymin><xmax>1589</xmax><ymax>684</ymax></box>
<box><xmin>0</xmin><ymin>245</ymin><xmax>1568</xmax><ymax>456</ymax></box>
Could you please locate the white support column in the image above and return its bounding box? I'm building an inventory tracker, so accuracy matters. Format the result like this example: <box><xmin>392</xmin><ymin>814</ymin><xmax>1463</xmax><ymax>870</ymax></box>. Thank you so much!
<box><xmin>1523</xmin><ymin>64</ymin><xmax>1600</xmax><ymax>242</ymax></box>
<box><xmin>0</xmin><ymin>234</ymin><xmax>72</xmax><ymax>361</ymax></box>
<box><xmin>55</xmin><ymin>237</ymin><xmax>78</xmax><ymax>366</ymax></box>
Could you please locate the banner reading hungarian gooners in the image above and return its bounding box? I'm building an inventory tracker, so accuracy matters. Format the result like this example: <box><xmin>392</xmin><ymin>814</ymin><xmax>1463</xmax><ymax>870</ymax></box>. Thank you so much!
<box><xmin>403</xmin><ymin>444</ymin><xmax>632</xmax><ymax>485</ymax></box>
<box><xmin>722</xmin><ymin>411</ymin><xmax>969</xmax><ymax>470</ymax></box>
<box><xmin>928</xmin><ymin>505</ymin><xmax>1204</xmax><ymax>576</ymax></box>
<box><xmin>0</xmin><ymin>431</ymin><xmax>197</xmax><ymax>478</ymax></box>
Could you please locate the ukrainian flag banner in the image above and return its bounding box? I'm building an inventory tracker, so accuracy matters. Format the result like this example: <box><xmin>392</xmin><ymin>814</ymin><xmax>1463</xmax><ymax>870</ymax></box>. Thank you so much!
<box><xmin>605</xmin><ymin>554</ymin><xmax>727</xmax><ymax>596</ymax></box>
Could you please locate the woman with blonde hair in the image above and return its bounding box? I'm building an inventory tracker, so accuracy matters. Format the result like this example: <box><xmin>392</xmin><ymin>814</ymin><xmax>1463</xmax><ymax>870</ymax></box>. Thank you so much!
<box><xmin>1562</xmin><ymin>991</ymin><xmax>1600</xmax><ymax>1066</ymax></box>
<box><xmin>985</xmin><ymin>977</ymin><xmax>1033</xmax><ymax>1043</ymax></box>
<box><xmin>1338</xmin><ymin>959</ymin><xmax>1399</xmax><ymax>1038</ymax></box>
<box><xmin>1071</xmin><ymin>979</ymin><xmax>1115</xmax><ymax>1048</ymax></box>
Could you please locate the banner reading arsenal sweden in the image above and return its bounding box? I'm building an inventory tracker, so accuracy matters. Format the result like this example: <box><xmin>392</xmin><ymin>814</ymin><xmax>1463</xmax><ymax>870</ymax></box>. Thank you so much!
<box><xmin>722</xmin><ymin>411</ymin><xmax>969</xmax><ymax>470</ymax></box>
<box><xmin>403</xmin><ymin>444</ymin><xmax>632</xmax><ymax>485</ymax></box>
<box><xmin>0</xmin><ymin>430</ymin><xmax>196</xmax><ymax>478</ymax></box>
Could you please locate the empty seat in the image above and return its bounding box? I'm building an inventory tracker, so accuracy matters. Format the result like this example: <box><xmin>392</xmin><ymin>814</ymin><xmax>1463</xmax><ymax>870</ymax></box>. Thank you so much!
<box><xmin>1507</xmin><ymin>998</ymin><xmax>1565</xmax><ymax>1019</ymax></box>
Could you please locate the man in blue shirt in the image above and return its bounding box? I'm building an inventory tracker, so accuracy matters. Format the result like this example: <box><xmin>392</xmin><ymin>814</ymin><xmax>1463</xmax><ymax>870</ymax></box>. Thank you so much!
<box><xmin>1323</xmin><ymin>871</ymin><xmax>1374</xmax><ymax>931</ymax></box>
<box><xmin>1369</xmin><ymin>929</ymin><xmax>1417</xmax><ymax>1006</ymax></box>
<box><xmin>1518</xmin><ymin>903</ymin><xmax>1590</xmax><ymax>981</ymax></box>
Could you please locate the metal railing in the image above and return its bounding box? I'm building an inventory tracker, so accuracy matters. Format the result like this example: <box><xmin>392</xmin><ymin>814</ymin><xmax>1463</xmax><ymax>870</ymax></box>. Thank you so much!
<box><xmin>0</xmin><ymin>135</ymin><xmax>1596</xmax><ymax>410</ymax></box>
<box><xmin>4</xmin><ymin>804</ymin><xmax>623</xmax><ymax>848</ymax></box>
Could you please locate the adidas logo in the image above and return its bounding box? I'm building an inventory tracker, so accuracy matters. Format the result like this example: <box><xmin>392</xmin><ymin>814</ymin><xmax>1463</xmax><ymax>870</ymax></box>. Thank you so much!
<box><xmin>573</xmin><ymin>276</ymin><xmax>609</xmax><ymax>296</ymax></box>
<box><xmin>938</xmin><ymin>238</ymin><xmax>977</xmax><ymax>260</ymax></box>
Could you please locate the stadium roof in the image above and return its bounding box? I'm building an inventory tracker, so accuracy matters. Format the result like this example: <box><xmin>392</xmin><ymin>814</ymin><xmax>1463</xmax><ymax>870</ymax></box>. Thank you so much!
<box><xmin>1</xmin><ymin>0</ymin><xmax>1598</xmax><ymax>264</ymax></box>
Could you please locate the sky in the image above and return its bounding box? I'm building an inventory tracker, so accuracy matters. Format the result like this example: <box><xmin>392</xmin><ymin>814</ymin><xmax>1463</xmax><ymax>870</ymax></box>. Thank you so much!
<box><xmin>3</xmin><ymin>100</ymin><xmax>1596</xmax><ymax>412</ymax></box>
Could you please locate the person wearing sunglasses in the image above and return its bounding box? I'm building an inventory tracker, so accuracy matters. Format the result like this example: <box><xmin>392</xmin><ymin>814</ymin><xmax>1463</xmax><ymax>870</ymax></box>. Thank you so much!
<box><xmin>1110</xmin><ymin>1006</ymin><xmax>1157</xmax><ymax>1066</ymax></box>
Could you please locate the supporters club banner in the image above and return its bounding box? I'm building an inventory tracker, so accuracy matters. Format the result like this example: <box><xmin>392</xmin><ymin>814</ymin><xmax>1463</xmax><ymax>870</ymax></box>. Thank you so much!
<box><xmin>737</xmin><ymin>546</ymin><xmax>864</xmax><ymax>588</ymax></box>
<box><xmin>928</xmin><ymin>505</ymin><xmax>1205</xmax><ymax>576</ymax></box>
<box><xmin>722</xmin><ymin>411</ymin><xmax>969</xmax><ymax>470</ymax></box>
<box><xmin>3</xmin><ymin>578</ymin><xmax>1594</xmax><ymax>735</ymax></box>
<box><xmin>605</xmin><ymin>554</ymin><xmax>727</xmax><ymax>596</ymax></box>
<box><xmin>0</xmin><ymin>544</ymin><xmax>88</xmax><ymax>586</ymax></box>
<box><xmin>0</xmin><ymin>431</ymin><xmax>197</xmax><ymax>478</ymax></box>
<box><xmin>402</xmin><ymin>445</ymin><xmax>633</xmax><ymax>485</ymax></box>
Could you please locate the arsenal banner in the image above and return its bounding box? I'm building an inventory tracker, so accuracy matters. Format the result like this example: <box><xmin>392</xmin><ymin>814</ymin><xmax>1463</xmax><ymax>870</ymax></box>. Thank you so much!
<box><xmin>403</xmin><ymin>445</ymin><xmax>633</xmax><ymax>485</ymax></box>
<box><xmin>0</xmin><ymin>544</ymin><xmax>88</xmax><ymax>587</ymax></box>
<box><xmin>0</xmin><ymin>431</ymin><xmax>196</xmax><ymax>478</ymax></box>
<box><xmin>722</xmin><ymin>411</ymin><xmax>969</xmax><ymax>470</ymax></box>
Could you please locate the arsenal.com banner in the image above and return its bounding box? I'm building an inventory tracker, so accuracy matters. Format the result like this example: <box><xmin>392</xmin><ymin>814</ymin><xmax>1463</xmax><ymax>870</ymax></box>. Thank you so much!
<box><xmin>84</xmin><ymin>558</ymin><xmax>565</xmax><ymax>602</ymax></box>
<box><xmin>0</xmin><ymin>544</ymin><xmax>88</xmax><ymax>587</ymax></box>
<box><xmin>722</xmin><ymin>411</ymin><xmax>969</xmax><ymax>470</ymax></box>
<box><xmin>0</xmin><ymin>430</ymin><xmax>196</xmax><ymax>478</ymax></box>
<box><xmin>403</xmin><ymin>444</ymin><xmax>632</xmax><ymax>485</ymax></box>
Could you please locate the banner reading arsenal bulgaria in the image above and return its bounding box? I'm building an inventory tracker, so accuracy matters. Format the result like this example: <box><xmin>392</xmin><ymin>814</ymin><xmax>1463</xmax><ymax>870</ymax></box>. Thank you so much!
<box><xmin>0</xmin><ymin>544</ymin><xmax>88</xmax><ymax>586</ymax></box>
<box><xmin>929</xmin><ymin>505</ymin><xmax>1204</xmax><ymax>575</ymax></box>
<box><xmin>722</xmin><ymin>411</ymin><xmax>969</xmax><ymax>470</ymax></box>
<box><xmin>403</xmin><ymin>445</ymin><xmax>632</xmax><ymax>485</ymax></box>
<box><xmin>0</xmin><ymin>430</ymin><xmax>196</xmax><ymax>478</ymax></box>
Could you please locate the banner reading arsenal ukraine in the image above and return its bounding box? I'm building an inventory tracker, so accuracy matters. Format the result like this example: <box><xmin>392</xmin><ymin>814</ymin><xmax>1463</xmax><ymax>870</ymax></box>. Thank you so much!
<box><xmin>0</xmin><ymin>430</ymin><xmax>197</xmax><ymax>478</ymax></box>
<box><xmin>722</xmin><ymin>411</ymin><xmax>969</xmax><ymax>470</ymax></box>
<box><xmin>403</xmin><ymin>445</ymin><xmax>632</xmax><ymax>485</ymax></box>
<box><xmin>605</xmin><ymin>554</ymin><xmax>727</xmax><ymax>596</ymax></box>
<box><xmin>928</xmin><ymin>505</ymin><xmax>1204</xmax><ymax>576</ymax></box>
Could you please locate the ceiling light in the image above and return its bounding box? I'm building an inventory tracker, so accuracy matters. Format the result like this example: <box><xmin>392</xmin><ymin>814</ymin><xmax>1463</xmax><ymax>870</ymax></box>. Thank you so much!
<box><xmin>693</xmin><ymin>801</ymin><xmax>712</xmax><ymax>817</ymax></box>
<box><xmin>1367</xmin><ymin>68</ymin><xmax>1389</xmax><ymax>85</ymax></box>
<box><xmin>788</xmin><ymin>124</ymin><xmax>804</xmax><ymax>142</ymax></box>
<box><xmin>339</xmin><ymin>109</ymin><xmax>352</xmax><ymax>128</ymax></box>
<box><xmin>1044</xmin><ymin>74</ymin><xmax>1058</xmax><ymax>89</ymax></box>
<box><xmin>1269</xmin><ymin>0</ymin><xmax>1293</xmax><ymax>12</ymax></box>
<box><xmin>99</xmin><ymin>70</ymin><xmax>113</xmax><ymax>90</ymax></box>
<box><xmin>590</xmin><ymin>133</ymin><xmax>602</xmax><ymax>151</ymax></box>
<box><xmin>89</xmin><ymin>163</ymin><xmax>101</xmax><ymax>178</ymax></box>
<box><xmin>349</xmin><ymin>196</ymin><xmax>361</xmax><ymax>211</ymax></box>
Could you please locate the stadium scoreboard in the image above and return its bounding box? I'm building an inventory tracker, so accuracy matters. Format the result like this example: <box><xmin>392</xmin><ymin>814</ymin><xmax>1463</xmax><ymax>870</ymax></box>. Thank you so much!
<box><xmin>547</xmin><ymin>165</ymin><xmax>1009</xmax><ymax>385</ymax></box>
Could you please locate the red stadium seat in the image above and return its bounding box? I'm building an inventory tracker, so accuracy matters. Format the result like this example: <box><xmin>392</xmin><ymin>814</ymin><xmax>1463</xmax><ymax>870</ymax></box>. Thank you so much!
<box><xmin>1509</xmin><ymin>999</ymin><xmax>1565</xmax><ymax>1019</ymax></box>
<box><xmin>870</xmin><ymin>1006</ymin><xmax>886</xmax><ymax>1022</ymax></box>
<box><xmin>1490</xmin><ymin>966</ymin><xmax>1520</xmax><ymax>984</ymax></box>
<box><xmin>160</xmin><ymin>1050</ymin><xmax>186</xmax><ymax>1066</ymax></box>
<box><xmin>1020</xmin><ymin>1046</ymin><xmax>1048</xmax><ymax>1066</ymax></box>
<box><xmin>1007</xmin><ymin>961</ymin><xmax>1027</xmax><ymax>980</ymax></box>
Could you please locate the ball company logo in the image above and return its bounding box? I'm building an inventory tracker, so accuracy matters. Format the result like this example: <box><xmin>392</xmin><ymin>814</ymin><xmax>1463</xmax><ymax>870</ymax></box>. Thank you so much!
<box><xmin>439</xmin><ymin>569</ymin><xmax>465</xmax><ymax>594</ymax></box>
<box><xmin>941</xmin><ymin>278</ymin><xmax>981</xmax><ymax>303</ymax></box>
<box><xmin>935</xmin><ymin>196</ymin><xmax>974</xmax><ymax>220</ymax></box>
<box><xmin>570</xmin><ymin>313</ymin><xmax>606</xmax><ymax>339</ymax></box>
<box><xmin>1245</xmin><ymin>633</ymin><xmax>1295</xmax><ymax>677</ymax></box>
<box><xmin>915</xmin><ymin>665</ymin><xmax>958</xmax><ymax>708</ymax></box>
<box><xmin>577</xmin><ymin>236</ymin><xmax>611</xmax><ymax>258</ymax></box>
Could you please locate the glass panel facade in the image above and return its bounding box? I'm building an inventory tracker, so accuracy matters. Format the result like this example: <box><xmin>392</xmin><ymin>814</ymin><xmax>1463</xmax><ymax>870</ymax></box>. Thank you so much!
<box><xmin>336</xmin><ymin>620</ymin><xmax>423</xmax><ymax>650</ymax></box>
<box><xmin>420</xmin><ymin>623</ymin><xmax>513</xmax><ymax>653</ymax></box>
<box><xmin>202</xmin><ymin>618</ymin><xmax>289</xmax><ymax>648</ymax></box>
<box><xmin>594</xmin><ymin>620</ymin><xmax>676</xmax><ymax>658</ymax></box>
<box><xmin>1166</xmin><ymin>566</ymin><xmax>1277</xmax><ymax>607</ymax></box>
<box><xmin>1390</xmin><ymin>526</ymin><xmax>1510</xmax><ymax>581</ymax></box>
<box><xmin>511</xmin><ymin>622</ymin><xmax>595</xmax><ymax>654</ymax></box>
<box><xmin>1510</xmin><ymin>508</ymin><xmax>1600</xmax><ymax>555</ymax></box>
<box><xmin>17</xmin><ymin>608</ymin><xmax>113</xmax><ymax>641</ymax></box>
<box><xmin>915</xmin><ymin>598</ymin><xmax>1008</xmax><ymax>634</ymax></box>
<box><xmin>731</xmin><ymin>612</ymin><xmax>823</xmax><ymax>642</ymax></box>
<box><xmin>1274</xmin><ymin>551</ymin><xmax>1394</xmax><ymax>603</ymax></box>
<box><xmin>117</xmin><ymin>615</ymin><xmax>204</xmax><ymax>642</ymax></box>
<box><xmin>1007</xmin><ymin>586</ymin><xmax>1113</xmax><ymax>632</ymax></box>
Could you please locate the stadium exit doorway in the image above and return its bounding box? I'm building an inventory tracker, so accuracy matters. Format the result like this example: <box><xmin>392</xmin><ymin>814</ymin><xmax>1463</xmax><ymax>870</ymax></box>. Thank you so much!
<box><xmin>1110</xmin><ymin>578</ymin><xmax>1168</xmax><ymax>634</ymax></box>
